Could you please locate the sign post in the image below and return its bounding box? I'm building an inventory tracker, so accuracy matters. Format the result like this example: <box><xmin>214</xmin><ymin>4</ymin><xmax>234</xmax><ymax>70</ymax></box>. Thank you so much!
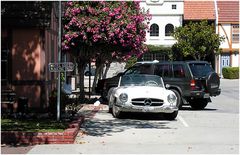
<box><xmin>49</xmin><ymin>62</ymin><xmax>74</xmax><ymax>121</ymax></box>
<box><xmin>57</xmin><ymin>1</ymin><xmax>62</xmax><ymax>122</ymax></box>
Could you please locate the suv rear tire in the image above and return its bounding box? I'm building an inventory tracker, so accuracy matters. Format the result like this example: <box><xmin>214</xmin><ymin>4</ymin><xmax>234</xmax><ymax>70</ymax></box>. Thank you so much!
<box><xmin>189</xmin><ymin>98</ymin><xmax>208</xmax><ymax>110</ymax></box>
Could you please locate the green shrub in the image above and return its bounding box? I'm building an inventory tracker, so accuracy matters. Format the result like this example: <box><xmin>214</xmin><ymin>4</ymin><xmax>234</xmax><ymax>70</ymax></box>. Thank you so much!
<box><xmin>222</xmin><ymin>67</ymin><xmax>239</xmax><ymax>79</ymax></box>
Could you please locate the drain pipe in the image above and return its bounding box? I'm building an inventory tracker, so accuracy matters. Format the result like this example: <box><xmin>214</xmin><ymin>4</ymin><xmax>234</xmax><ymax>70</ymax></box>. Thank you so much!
<box><xmin>214</xmin><ymin>0</ymin><xmax>219</xmax><ymax>34</ymax></box>
<box><xmin>214</xmin><ymin>0</ymin><xmax>220</xmax><ymax>75</ymax></box>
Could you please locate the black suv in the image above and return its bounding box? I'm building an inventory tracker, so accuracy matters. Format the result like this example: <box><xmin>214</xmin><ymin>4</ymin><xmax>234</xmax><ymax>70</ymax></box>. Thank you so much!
<box><xmin>96</xmin><ymin>61</ymin><xmax>221</xmax><ymax>110</ymax></box>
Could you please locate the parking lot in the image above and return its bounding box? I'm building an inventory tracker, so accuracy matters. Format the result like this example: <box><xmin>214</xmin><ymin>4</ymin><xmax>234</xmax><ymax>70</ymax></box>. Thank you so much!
<box><xmin>26</xmin><ymin>79</ymin><xmax>239</xmax><ymax>154</ymax></box>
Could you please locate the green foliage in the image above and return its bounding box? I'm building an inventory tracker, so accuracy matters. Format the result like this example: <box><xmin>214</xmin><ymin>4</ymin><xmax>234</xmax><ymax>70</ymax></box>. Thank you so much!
<box><xmin>125</xmin><ymin>56</ymin><xmax>138</xmax><ymax>69</ymax></box>
<box><xmin>1</xmin><ymin>119</ymin><xmax>68</xmax><ymax>132</ymax></box>
<box><xmin>172</xmin><ymin>20</ymin><xmax>224</xmax><ymax>60</ymax></box>
<box><xmin>146</xmin><ymin>45</ymin><xmax>174</xmax><ymax>60</ymax></box>
<box><xmin>222</xmin><ymin>67</ymin><xmax>239</xmax><ymax>79</ymax></box>
<box><xmin>147</xmin><ymin>45</ymin><xmax>171</xmax><ymax>53</ymax></box>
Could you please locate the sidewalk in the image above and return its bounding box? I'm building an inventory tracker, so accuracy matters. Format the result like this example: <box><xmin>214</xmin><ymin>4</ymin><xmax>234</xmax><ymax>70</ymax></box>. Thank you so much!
<box><xmin>1</xmin><ymin>103</ymin><xmax>106</xmax><ymax>154</ymax></box>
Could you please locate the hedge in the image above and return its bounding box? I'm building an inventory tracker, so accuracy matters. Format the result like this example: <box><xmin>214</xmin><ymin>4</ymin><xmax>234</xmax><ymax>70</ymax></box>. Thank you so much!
<box><xmin>222</xmin><ymin>67</ymin><xmax>239</xmax><ymax>79</ymax></box>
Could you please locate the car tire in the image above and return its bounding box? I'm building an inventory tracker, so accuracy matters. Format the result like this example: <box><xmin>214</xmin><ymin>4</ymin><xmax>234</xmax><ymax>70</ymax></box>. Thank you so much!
<box><xmin>171</xmin><ymin>89</ymin><xmax>182</xmax><ymax>109</ymax></box>
<box><xmin>112</xmin><ymin>105</ymin><xmax>122</xmax><ymax>118</ymax></box>
<box><xmin>164</xmin><ymin>111</ymin><xmax>178</xmax><ymax>120</ymax></box>
<box><xmin>189</xmin><ymin>98</ymin><xmax>208</xmax><ymax>110</ymax></box>
<box><xmin>206</xmin><ymin>72</ymin><xmax>220</xmax><ymax>95</ymax></box>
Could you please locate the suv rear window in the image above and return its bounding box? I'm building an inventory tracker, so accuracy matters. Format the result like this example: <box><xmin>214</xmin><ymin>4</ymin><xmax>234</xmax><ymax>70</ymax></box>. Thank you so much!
<box><xmin>189</xmin><ymin>63</ymin><xmax>214</xmax><ymax>77</ymax></box>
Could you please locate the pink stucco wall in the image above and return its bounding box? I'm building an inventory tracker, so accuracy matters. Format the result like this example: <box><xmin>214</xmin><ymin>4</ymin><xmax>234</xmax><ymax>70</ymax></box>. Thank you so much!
<box><xmin>11</xmin><ymin>29</ymin><xmax>42</xmax><ymax>109</ymax></box>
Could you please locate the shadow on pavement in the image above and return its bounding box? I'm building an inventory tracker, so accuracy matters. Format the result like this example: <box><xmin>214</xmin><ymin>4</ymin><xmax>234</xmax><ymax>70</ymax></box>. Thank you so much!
<box><xmin>1</xmin><ymin>144</ymin><xmax>34</xmax><ymax>154</ymax></box>
<box><xmin>82</xmin><ymin>112</ymin><xmax>176</xmax><ymax>137</ymax></box>
<box><xmin>180</xmin><ymin>105</ymin><xmax>217</xmax><ymax>111</ymax></box>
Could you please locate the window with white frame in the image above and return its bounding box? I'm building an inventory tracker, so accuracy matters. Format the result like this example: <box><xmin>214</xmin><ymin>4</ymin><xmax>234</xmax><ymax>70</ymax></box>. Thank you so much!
<box><xmin>172</xmin><ymin>4</ymin><xmax>177</xmax><ymax>10</ymax></box>
<box><xmin>165</xmin><ymin>24</ymin><xmax>174</xmax><ymax>36</ymax></box>
<box><xmin>150</xmin><ymin>24</ymin><xmax>159</xmax><ymax>37</ymax></box>
<box><xmin>232</xmin><ymin>24</ymin><xmax>239</xmax><ymax>43</ymax></box>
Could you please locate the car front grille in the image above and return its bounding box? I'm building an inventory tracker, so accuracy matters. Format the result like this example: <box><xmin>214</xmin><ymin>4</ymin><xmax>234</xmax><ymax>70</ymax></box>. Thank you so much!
<box><xmin>131</xmin><ymin>98</ymin><xmax>164</xmax><ymax>106</ymax></box>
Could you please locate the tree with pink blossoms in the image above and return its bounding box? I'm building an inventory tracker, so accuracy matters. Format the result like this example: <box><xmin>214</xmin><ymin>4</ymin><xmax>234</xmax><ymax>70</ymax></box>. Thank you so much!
<box><xmin>62</xmin><ymin>1</ymin><xmax>151</xmax><ymax>101</ymax></box>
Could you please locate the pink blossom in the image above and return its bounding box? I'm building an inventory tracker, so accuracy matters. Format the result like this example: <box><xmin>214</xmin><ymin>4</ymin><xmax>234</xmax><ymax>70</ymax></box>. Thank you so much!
<box><xmin>62</xmin><ymin>1</ymin><xmax>151</xmax><ymax>59</ymax></box>
<box><xmin>102</xmin><ymin>7</ymin><xmax>110</xmax><ymax>12</ymax></box>
<box><xmin>109</xmin><ymin>12</ymin><xmax>115</xmax><ymax>17</ymax></box>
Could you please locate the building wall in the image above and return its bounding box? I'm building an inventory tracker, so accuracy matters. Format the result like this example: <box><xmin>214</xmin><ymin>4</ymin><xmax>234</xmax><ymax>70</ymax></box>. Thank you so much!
<box><xmin>217</xmin><ymin>23</ymin><xmax>239</xmax><ymax>75</ymax></box>
<box><xmin>232</xmin><ymin>53</ymin><xmax>239</xmax><ymax>67</ymax></box>
<box><xmin>1</xmin><ymin>2</ymin><xmax>60</xmax><ymax>112</ymax></box>
<box><xmin>2</xmin><ymin>7</ymin><xmax>59</xmax><ymax>110</ymax></box>
<box><xmin>145</xmin><ymin>15</ymin><xmax>182</xmax><ymax>46</ymax></box>
<box><xmin>140</xmin><ymin>0</ymin><xmax>183</xmax><ymax>46</ymax></box>
<box><xmin>11</xmin><ymin>29</ymin><xmax>43</xmax><ymax>109</ymax></box>
<box><xmin>142</xmin><ymin>0</ymin><xmax>184</xmax><ymax>14</ymax></box>
<box><xmin>218</xmin><ymin>24</ymin><xmax>231</xmax><ymax>49</ymax></box>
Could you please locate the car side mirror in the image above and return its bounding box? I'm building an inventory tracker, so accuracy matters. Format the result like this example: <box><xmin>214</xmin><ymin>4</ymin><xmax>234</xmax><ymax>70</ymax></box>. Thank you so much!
<box><xmin>165</xmin><ymin>84</ymin><xmax>170</xmax><ymax>89</ymax></box>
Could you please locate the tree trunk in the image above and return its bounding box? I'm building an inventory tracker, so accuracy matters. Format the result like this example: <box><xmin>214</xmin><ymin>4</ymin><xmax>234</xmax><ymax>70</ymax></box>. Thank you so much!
<box><xmin>103</xmin><ymin>62</ymin><xmax>111</xmax><ymax>79</ymax></box>
<box><xmin>92</xmin><ymin>60</ymin><xmax>104</xmax><ymax>93</ymax></box>
<box><xmin>77</xmin><ymin>59</ymin><xmax>87</xmax><ymax>103</ymax></box>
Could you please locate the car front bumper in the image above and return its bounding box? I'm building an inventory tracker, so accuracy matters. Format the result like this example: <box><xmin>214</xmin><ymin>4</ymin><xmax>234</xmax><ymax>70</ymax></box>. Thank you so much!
<box><xmin>114</xmin><ymin>103</ymin><xmax>178</xmax><ymax>113</ymax></box>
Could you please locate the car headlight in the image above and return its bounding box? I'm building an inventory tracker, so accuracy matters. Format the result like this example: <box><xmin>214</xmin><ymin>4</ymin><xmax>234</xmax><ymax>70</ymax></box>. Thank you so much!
<box><xmin>167</xmin><ymin>94</ymin><xmax>177</xmax><ymax>105</ymax></box>
<box><xmin>119</xmin><ymin>93</ymin><xmax>128</xmax><ymax>103</ymax></box>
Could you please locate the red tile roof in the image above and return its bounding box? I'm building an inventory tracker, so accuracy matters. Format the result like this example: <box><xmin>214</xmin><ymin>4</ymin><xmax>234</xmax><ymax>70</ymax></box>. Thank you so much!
<box><xmin>217</xmin><ymin>1</ymin><xmax>239</xmax><ymax>23</ymax></box>
<box><xmin>184</xmin><ymin>0</ymin><xmax>215</xmax><ymax>20</ymax></box>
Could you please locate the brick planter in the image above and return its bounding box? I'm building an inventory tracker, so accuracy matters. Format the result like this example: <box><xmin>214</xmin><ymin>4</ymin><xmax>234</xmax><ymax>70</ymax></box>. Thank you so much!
<box><xmin>1</xmin><ymin>116</ymin><xmax>84</xmax><ymax>145</ymax></box>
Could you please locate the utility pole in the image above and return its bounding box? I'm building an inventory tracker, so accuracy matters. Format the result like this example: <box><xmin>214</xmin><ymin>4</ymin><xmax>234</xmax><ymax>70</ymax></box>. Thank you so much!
<box><xmin>57</xmin><ymin>1</ymin><xmax>62</xmax><ymax>121</ymax></box>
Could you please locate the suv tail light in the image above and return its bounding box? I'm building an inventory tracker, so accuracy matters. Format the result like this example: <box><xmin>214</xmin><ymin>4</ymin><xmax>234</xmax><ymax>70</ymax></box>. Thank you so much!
<box><xmin>190</xmin><ymin>79</ymin><xmax>196</xmax><ymax>90</ymax></box>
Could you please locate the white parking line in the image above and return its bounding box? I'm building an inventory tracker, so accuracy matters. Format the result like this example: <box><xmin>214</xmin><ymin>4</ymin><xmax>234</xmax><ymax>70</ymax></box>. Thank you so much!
<box><xmin>178</xmin><ymin>115</ymin><xmax>189</xmax><ymax>127</ymax></box>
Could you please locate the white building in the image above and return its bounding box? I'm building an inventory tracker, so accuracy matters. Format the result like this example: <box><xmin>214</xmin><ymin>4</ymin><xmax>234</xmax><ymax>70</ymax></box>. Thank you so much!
<box><xmin>140</xmin><ymin>0</ymin><xmax>184</xmax><ymax>47</ymax></box>
<box><xmin>141</xmin><ymin>0</ymin><xmax>239</xmax><ymax>76</ymax></box>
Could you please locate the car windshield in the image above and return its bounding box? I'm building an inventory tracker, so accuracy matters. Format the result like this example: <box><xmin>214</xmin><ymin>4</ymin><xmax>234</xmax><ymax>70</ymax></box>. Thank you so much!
<box><xmin>189</xmin><ymin>63</ymin><xmax>214</xmax><ymax>77</ymax></box>
<box><xmin>120</xmin><ymin>74</ymin><xmax>163</xmax><ymax>87</ymax></box>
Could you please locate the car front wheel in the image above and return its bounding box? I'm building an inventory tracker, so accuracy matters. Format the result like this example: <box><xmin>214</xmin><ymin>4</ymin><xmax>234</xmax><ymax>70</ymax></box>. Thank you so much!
<box><xmin>112</xmin><ymin>105</ymin><xmax>122</xmax><ymax>118</ymax></box>
<box><xmin>171</xmin><ymin>89</ymin><xmax>182</xmax><ymax>109</ymax></box>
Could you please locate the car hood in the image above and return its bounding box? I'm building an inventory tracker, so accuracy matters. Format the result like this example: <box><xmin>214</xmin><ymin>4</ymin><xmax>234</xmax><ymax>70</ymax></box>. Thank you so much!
<box><xmin>114</xmin><ymin>86</ymin><xmax>172</xmax><ymax>99</ymax></box>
